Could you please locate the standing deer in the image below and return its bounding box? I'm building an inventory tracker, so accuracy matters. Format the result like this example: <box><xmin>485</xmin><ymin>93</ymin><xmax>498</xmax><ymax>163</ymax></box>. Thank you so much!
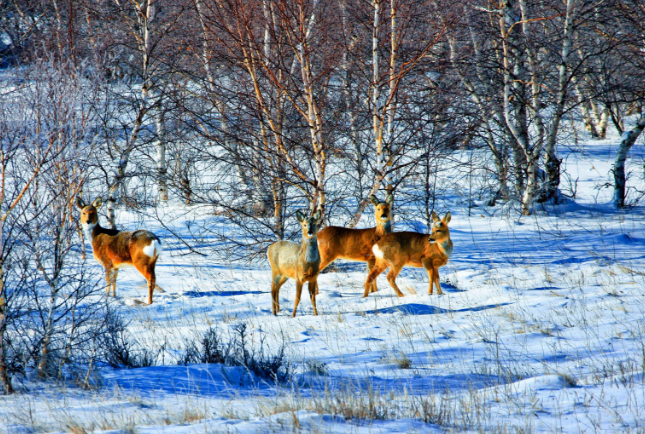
<box><xmin>317</xmin><ymin>194</ymin><xmax>393</xmax><ymax>294</ymax></box>
<box><xmin>268</xmin><ymin>210</ymin><xmax>322</xmax><ymax>317</ymax></box>
<box><xmin>76</xmin><ymin>197</ymin><xmax>162</xmax><ymax>305</ymax></box>
<box><xmin>365</xmin><ymin>211</ymin><xmax>452</xmax><ymax>298</ymax></box>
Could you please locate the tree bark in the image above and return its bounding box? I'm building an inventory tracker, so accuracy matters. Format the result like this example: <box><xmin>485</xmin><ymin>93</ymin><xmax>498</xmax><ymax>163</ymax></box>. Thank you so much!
<box><xmin>543</xmin><ymin>0</ymin><xmax>577</xmax><ymax>202</ymax></box>
<box><xmin>614</xmin><ymin>113</ymin><xmax>645</xmax><ymax>208</ymax></box>
<box><xmin>0</xmin><ymin>291</ymin><xmax>14</xmax><ymax>394</ymax></box>
<box><xmin>156</xmin><ymin>107</ymin><xmax>168</xmax><ymax>202</ymax></box>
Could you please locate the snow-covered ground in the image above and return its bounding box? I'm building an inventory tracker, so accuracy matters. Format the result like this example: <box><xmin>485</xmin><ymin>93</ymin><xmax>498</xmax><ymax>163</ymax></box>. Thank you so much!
<box><xmin>3</xmin><ymin>133</ymin><xmax>645</xmax><ymax>433</ymax></box>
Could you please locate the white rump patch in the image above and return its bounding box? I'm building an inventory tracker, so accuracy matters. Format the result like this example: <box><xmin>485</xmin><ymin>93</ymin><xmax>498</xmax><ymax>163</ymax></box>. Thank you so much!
<box><xmin>373</xmin><ymin>244</ymin><xmax>384</xmax><ymax>259</ymax></box>
<box><xmin>143</xmin><ymin>239</ymin><xmax>162</xmax><ymax>258</ymax></box>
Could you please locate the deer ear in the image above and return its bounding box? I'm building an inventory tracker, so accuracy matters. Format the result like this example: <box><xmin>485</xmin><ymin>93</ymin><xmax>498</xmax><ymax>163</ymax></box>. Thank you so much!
<box><xmin>296</xmin><ymin>210</ymin><xmax>305</xmax><ymax>222</ymax></box>
<box><xmin>386</xmin><ymin>193</ymin><xmax>394</xmax><ymax>205</ymax></box>
<box><xmin>431</xmin><ymin>211</ymin><xmax>440</xmax><ymax>222</ymax></box>
<box><xmin>92</xmin><ymin>197</ymin><xmax>103</xmax><ymax>209</ymax></box>
<box><xmin>370</xmin><ymin>195</ymin><xmax>379</xmax><ymax>206</ymax></box>
<box><xmin>443</xmin><ymin>211</ymin><xmax>451</xmax><ymax>224</ymax></box>
<box><xmin>75</xmin><ymin>196</ymin><xmax>86</xmax><ymax>209</ymax></box>
<box><xmin>313</xmin><ymin>210</ymin><xmax>321</xmax><ymax>222</ymax></box>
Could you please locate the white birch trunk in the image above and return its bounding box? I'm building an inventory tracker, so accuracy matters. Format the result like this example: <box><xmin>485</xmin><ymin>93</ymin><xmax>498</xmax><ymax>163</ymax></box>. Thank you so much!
<box><xmin>385</xmin><ymin>0</ymin><xmax>396</xmax><ymax>195</ymax></box>
<box><xmin>372</xmin><ymin>0</ymin><xmax>383</xmax><ymax>182</ymax></box>
<box><xmin>614</xmin><ymin>113</ymin><xmax>645</xmax><ymax>208</ymax></box>
<box><xmin>543</xmin><ymin>0</ymin><xmax>577</xmax><ymax>202</ymax></box>
<box><xmin>156</xmin><ymin>108</ymin><xmax>168</xmax><ymax>201</ymax></box>
<box><xmin>348</xmin><ymin>0</ymin><xmax>385</xmax><ymax>228</ymax></box>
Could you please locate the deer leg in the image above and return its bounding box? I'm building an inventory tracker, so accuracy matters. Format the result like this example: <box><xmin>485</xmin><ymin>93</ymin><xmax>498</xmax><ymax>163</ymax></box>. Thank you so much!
<box><xmin>364</xmin><ymin>262</ymin><xmax>388</xmax><ymax>298</ymax></box>
<box><xmin>271</xmin><ymin>275</ymin><xmax>278</xmax><ymax>315</ymax></box>
<box><xmin>105</xmin><ymin>268</ymin><xmax>112</xmax><ymax>296</ymax></box>
<box><xmin>293</xmin><ymin>280</ymin><xmax>304</xmax><ymax>318</ymax></box>
<box><xmin>433</xmin><ymin>265</ymin><xmax>443</xmax><ymax>295</ymax></box>
<box><xmin>271</xmin><ymin>274</ymin><xmax>282</xmax><ymax>315</ymax></box>
<box><xmin>423</xmin><ymin>260</ymin><xmax>442</xmax><ymax>295</ymax></box>
<box><xmin>423</xmin><ymin>259</ymin><xmax>435</xmax><ymax>294</ymax></box>
<box><xmin>134</xmin><ymin>260</ymin><xmax>155</xmax><ymax>304</ymax></box>
<box><xmin>386</xmin><ymin>262</ymin><xmax>406</xmax><ymax>297</ymax></box>
<box><xmin>425</xmin><ymin>263</ymin><xmax>435</xmax><ymax>294</ymax></box>
<box><xmin>308</xmin><ymin>280</ymin><xmax>318</xmax><ymax>316</ymax></box>
<box><xmin>274</xmin><ymin>276</ymin><xmax>288</xmax><ymax>313</ymax></box>
<box><xmin>147</xmin><ymin>268</ymin><xmax>156</xmax><ymax>304</ymax></box>
<box><xmin>111</xmin><ymin>269</ymin><xmax>119</xmax><ymax>297</ymax></box>
<box><xmin>367</xmin><ymin>258</ymin><xmax>379</xmax><ymax>293</ymax></box>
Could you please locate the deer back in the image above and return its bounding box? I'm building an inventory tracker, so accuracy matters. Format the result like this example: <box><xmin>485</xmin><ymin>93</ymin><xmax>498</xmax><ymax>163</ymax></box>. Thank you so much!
<box><xmin>318</xmin><ymin>226</ymin><xmax>380</xmax><ymax>262</ymax></box>
<box><xmin>318</xmin><ymin>194</ymin><xmax>393</xmax><ymax>264</ymax></box>
<box><xmin>92</xmin><ymin>230</ymin><xmax>132</xmax><ymax>266</ymax></box>
<box><xmin>374</xmin><ymin>232</ymin><xmax>433</xmax><ymax>264</ymax></box>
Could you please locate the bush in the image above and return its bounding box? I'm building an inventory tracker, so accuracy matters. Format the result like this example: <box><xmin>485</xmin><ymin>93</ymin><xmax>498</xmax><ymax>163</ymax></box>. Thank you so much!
<box><xmin>180</xmin><ymin>323</ymin><xmax>292</xmax><ymax>384</ymax></box>
<box><xmin>99</xmin><ymin>310</ymin><xmax>161</xmax><ymax>369</ymax></box>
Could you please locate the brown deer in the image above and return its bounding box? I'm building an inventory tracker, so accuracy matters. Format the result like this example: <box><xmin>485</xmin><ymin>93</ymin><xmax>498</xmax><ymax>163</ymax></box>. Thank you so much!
<box><xmin>267</xmin><ymin>210</ymin><xmax>322</xmax><ymax>317</ymax></box>
<box><xmin>365</xmin><ymin>211</ymin><xmax>452</xmax><ymax>298</ymax></box>
<box><xmin>317</xmin><ymin>194</ymin><xmax>393</xmax><ymax>294</ymax></box>
<box><xmin>76</xmin><ymin>197</ymin><xmax>162</xmax><ymax>305</ymax></box>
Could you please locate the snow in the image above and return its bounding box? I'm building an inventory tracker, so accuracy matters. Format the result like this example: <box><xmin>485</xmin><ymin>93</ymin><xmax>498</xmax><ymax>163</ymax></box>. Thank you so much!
<box><xmin>3</xmin><ymin>131</ymin><xmax>645</xmax><ymax>433</ymax></box>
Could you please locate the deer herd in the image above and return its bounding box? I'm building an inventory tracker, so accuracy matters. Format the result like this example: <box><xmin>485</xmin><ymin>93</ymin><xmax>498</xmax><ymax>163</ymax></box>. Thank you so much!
<box><xmin>76</xmin><ymin>194</ymin><xmax>453</xmax><ymax>316</ymax></box>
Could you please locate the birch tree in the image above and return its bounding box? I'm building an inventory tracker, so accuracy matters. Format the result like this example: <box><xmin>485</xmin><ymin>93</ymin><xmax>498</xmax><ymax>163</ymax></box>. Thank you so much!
<box><xmin>348</xmin><ymin>0</ymin><xmax>451</xmax><ymax>227</ymax></box>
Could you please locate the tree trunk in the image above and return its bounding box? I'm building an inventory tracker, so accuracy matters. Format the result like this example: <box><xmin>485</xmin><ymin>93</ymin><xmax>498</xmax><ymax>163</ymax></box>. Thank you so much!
<box><xmin>591</xmin><ymin>102</ymin><xmax>609</xmax><ymax>139</ymax></box>
<box><xmin>614</xmin><ymin>113</ymin><xmax>645</xmax><ymax>208</ymax></box>
<box><xmin>107</xmin><ymin>98</ymin><xmax>147</xmax><ymax>229</ymax></box>
<box><xmin>156</xmin><ymin>108</ymin><xmax>168</xmax><ymax>202</ymax></box>
<box><xmin>271</xmin><ymin>179</ymin><xmax>284</xmax><ymax>240</ymax></box>
<box><xmin>543</xmin><ymin>0</ymin><xmax>576</xmax><ymax>202</ymax></box>
<box><xmin>348</xmin><ymin>0</ymin><xmax>388</xmax><ymax>229</ymax></box>
<box><xmin>521</xmin><ymin>157</ymin><xmax>539</xmax><ymax>215</ymax></box>
<box><xmin>0</xmin><ymin>291</ymin><xmax>13</xmax><ymax>394</ymax></box>
<box><xmin>37</xmin><ymin>269</ymin><xmax>60</xmax><ymax>377</ymax></box>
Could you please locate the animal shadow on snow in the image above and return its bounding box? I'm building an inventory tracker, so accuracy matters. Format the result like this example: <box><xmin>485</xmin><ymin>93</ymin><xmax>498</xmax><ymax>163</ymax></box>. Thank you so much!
<box><xmin>367</xmin><ymin>302</ymin><xmax>510</xmax><ymax>316</ymax></box>
<box><xmin>183</xmin><ymin>290</ymin><xmax>263</xmax><ymax>298</ymax></box>
<box><xmin>438</xmin><ymin>281</ymin><xmax>466</xmax><ymax>292</ymax></box>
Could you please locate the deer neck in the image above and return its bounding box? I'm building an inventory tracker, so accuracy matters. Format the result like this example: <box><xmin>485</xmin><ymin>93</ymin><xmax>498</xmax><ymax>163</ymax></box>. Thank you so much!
<box><xmin>375</xmin><ymin>219</ymin><xmax>391</xmax><ymax>236</ymax></box>
<box><xmin>301</xmin><ymin>236</ymin><xmax>319</xmax><ymax>264</ymax></box>
<box><xmin>438</xmin><ymin>238</ymin><xmax>453</xmax><ymax>258</ymax></box>
<box><xmin>83</xmin><ymin>222</ymin><xmax>116</xmax><ymax>244</ymax></box>
<box><xmin>82</xmin><ymin>222</ymin><xmax>98</xmax><ymax>243</ymax></box>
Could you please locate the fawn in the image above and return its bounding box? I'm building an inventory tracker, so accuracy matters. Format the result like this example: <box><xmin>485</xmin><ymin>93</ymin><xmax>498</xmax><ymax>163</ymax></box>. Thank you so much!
<box><xmin>365</xmin><ymin>211</ymin><xmax>452</xmax><ymax>298</ymax></box>
<box><xmin>267</xmin><ymin>210</ymin><xmax>322</xmax><ymax>317</ymax></box>
<box><xmin>76</xmin><ymin>197</ymin><xmax>162</xmax><ymax>304</ymax></box>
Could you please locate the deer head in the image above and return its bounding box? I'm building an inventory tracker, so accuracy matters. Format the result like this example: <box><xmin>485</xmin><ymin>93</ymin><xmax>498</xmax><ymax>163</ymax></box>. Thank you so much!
<box><xmin>296</xmin><ymin>209</ymin><xmax>322</xmax><ymax>239</ymax></box>
<box><xmin>429</xmin><ymin>211</ymin><xmax>451</xmax><ymax>244</ymax></box>
<box><xmin>76</xmin><ymin>197</ymin><xmax>103</xmax><ymax>228</ymax></box>
<box><xmin>370</xmin><ymin>193</ymin><xmax>393</xmax><ymax>224</ymax></box>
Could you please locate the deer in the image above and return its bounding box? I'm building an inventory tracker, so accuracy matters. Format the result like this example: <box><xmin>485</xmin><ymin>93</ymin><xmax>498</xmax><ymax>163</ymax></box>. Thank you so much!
<box><xmin>267</xmin><ymin>210</ymin><xmax>322</xmax><ymax>317</ymax></box>
<box><xmin>364</xmin><ymin>211</ymin><xmax>452</xmax><ymax>298</ymax></box>
<box><xmin>317</xmin><ymin>194</ymin><xmax>393</xmax><ymax>294</ymax></box>
<box><xmin>76</xmin><ymin>197</ymin><xmax>162</xmax><ymax>305</ymax></box>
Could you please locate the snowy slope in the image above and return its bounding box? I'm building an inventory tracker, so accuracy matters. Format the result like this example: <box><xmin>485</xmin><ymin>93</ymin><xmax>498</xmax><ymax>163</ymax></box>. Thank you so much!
<box><xmin>3</xmin><ymin>134</ymin><xmax>645</xmax><ymax>433</ymax></box>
